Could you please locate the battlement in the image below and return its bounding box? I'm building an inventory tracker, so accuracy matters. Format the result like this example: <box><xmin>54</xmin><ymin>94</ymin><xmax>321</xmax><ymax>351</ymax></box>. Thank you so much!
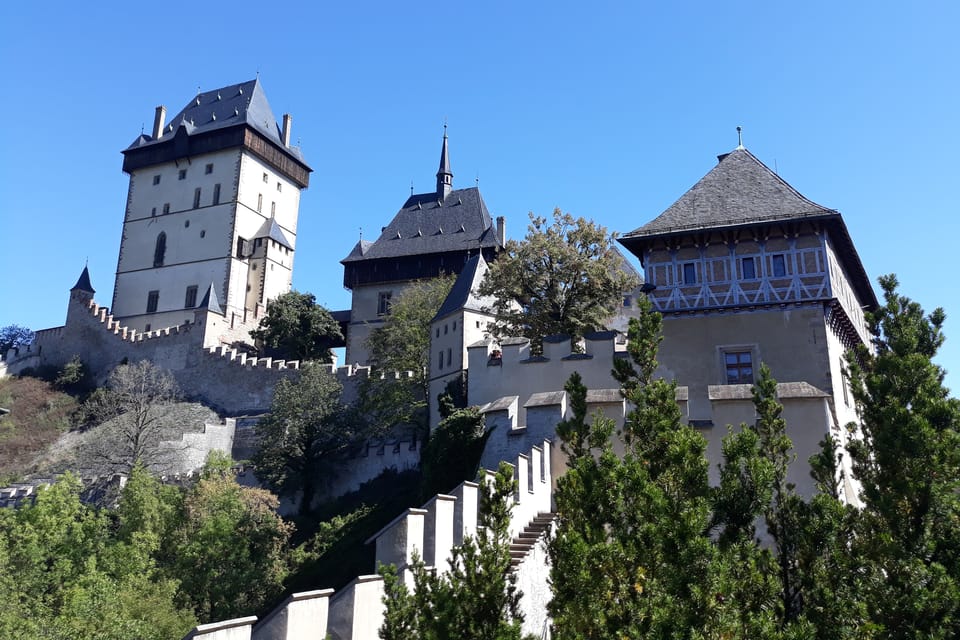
<box><xmin>182</xmin><ymin>441</ymin><xmax>555</xmax><ymax>640</ymax></box>
<box><xmin>0</xmin><ymin>473</ymin><xmax>128</xmax><ymax>509</ymax></box>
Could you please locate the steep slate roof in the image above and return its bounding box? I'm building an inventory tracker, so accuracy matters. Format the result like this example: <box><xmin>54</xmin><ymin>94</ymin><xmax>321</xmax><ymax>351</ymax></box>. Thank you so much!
<box><xmin>623</xmin><ymin>148</ymin><xmax>834</xmax><ymax>238</ymax></box>
<box><xmin>341</xmin><ymin>186</ymin><xmax>500</xmax><ymax>263</ymax></box>
<box><xmin>433</xmin><ymin>254</ymin><xmax>498</xmax><ymax>321</ymax></box>
<box><xmin>256</xmin><ymin>218</ymin><xmax>293</xmax><ymax>249</ymax></box>
<box><xmin>71</xmin><ymin>266</ymin><xmax>95</xmax><ymax>293</ymax></box>
<box><xmin>197</xmin><ymin>283</ymin><xmax>224</xmax><ymax>314</ymax></box>
<box><xmin>620</xmin><ymin>147</ymin><xmax>877</xmax><ymax>308</ymax></box>
<box><xmin>125</xmin><ymin>79</ymin><xmax>305</xmax><ymax>163</ymax></box>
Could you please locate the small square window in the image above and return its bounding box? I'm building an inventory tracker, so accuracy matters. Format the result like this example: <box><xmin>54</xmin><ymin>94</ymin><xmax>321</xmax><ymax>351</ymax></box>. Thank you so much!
<box><xmin>184</xmin><ymin>285</ymin><xmax>198</xmax><ymax>308</ymax></box>
<box><xmin>146</xmin><ymin>290</ymin><xmax>159</xmax><ymax>313</ymax></box>
<box><xmin>263</xmin><ymin>173</ymin><xmax>269</xmax><ymax>183</ymax></box>
<box><xmin>178</xmin><ymin>169</ymin><xmax>187</xmax><ymax>180</ymax></box>
<box><xmin>277</xmin><ymin>182</ymin><xmax>282</xmax><ymax>192</ymax></box>
<box><xmin>683</xmin><ymin>262</ymin><xmax>697</xmax><ymax>285</ymax></box>
<box><xmin>205</xmin><ymin>163</ymin><xmax>213</xmax><ymax>174</ymax></box>
<box><xmin>151</xmin><ymin>207</ymin><xmax>157</xmax><ymax>217</ymax></box>
<box><xmin>152</xmin><ymin>175</ymin><xmax>161</xmax><ymax>185</ymax></box>
<box><xmin>378</xmin><ymin>291</ymin><xmax>392</xmax><ymax>315</ymax></box>
<box><xmin>724</xmin><ymin>351</ymin><xmax>754</xmax><ymax>384</ymax></box>
<box><xmin>771</xmin><ymin>254</ymin><xmax>786</xmax><ymax>278</ymax></box>
<box><xmin>144</xmin><ymin>324</ymin><xmax>151</xmax><ymax>332</ymax></box>
<box><xmin>742</xmin><ymin>257</ymin><xmax>756</xmax><ymax>280</ymax></box>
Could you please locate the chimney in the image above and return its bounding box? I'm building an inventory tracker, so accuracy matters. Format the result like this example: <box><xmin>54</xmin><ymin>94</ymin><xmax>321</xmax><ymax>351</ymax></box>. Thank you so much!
<box><xmin>152</xmin><ymin>105</ymin><xmax>166</xmax><ymax>139</ymax></box>
<box><xmin>496</xmin><ymin>216</ymin><xmax>505</xmax><ymax>246</ymax></box>
<box><xmin>282</xmin><ymin>114</ymin><xmax>292</xmax><ymax>147</ymax></box>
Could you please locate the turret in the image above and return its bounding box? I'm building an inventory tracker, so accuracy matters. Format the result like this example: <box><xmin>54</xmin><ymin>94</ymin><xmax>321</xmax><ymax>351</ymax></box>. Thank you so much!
<box><xmin>66</xmin><ymin>265</ymin><xmax>96</xmax><ymax>326</ymax></box>
<box><xmin>435</xmin><ymin>125</ymin><xmax>453</xmax><ymax>199</ymax></box>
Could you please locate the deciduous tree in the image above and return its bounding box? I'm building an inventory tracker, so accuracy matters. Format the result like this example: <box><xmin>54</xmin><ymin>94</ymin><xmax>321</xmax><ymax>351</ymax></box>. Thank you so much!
<box><xmin>251</xmin><ymin>291</ymin><xmax>342</xmax><ymax>363</ymax></box>
<box><xmin>478</xmin><ymin>209</ymin><xmax>637</xmax><ymax>351</ymax></box>
<box><xmin>0</xmin><ymin>324</ymin><xmax>34</xmax><ymax>354</ymax></box>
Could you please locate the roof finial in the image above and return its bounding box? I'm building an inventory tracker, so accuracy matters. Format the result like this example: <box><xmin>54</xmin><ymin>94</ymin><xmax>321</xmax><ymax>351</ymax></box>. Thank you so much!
<box><xmin>197</xmin><ymin>84</ymin><xmax>201</xmax><ymax>96</ymax></box>
<box><xmin>736</xmin><ymin>125</ymin><xmax>744</xmax><ymax>150</ymax></box>
<box><xmin>410</xmin><ymin>180</ymin><xmax>414</xmax><ymax>196</ymax></box>
<box><xmin>359</xmin><ymin>226</ymin><xmax>362</xmax><ymax>241</ymax></box>
<box><xmin>436</xmin><ymin>123</ymin><xmax>453</xmax><ymax>198</ymax></box>
<box><xmin>475</xmin><ymin>173</ymin><xmax>479</xmax><ymax>187</ymax></box>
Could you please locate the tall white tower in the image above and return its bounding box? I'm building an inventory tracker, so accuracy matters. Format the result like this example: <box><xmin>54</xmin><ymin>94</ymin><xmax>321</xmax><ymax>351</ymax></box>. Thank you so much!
<box><xmin>113</xmin><ymin>79</ymin><xmax>311</xmax><ymax>336</ymax></box>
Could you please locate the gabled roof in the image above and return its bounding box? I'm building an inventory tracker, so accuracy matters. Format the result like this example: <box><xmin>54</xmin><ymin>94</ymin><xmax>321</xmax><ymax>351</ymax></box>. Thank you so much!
<box><xmin>622</xmin><ymin>148</ymin><xmax>834</xmax><ymax>239</ymax></box>
<box><xmin>433</xmin><ymin>254</ymin><xmax>498</xmax><ymax>321</ymax></box>
<box><xmin>125</xmin><ymin>79</ymin><xmax>305</xmax><ymax>163</ymax></box>
<box><xmin>71</xmin><ymin>265</ymin><xmax>95</xmax><ymax>293</ymax></box>
<box><xmin>341</xmin><ymin>186</ymin><xmax>501</xmax><ymax>263</ymax></box>
<box><xmin>256</xmin><ymin>218</ymin><xmax>293</xmax><ymax>250</ymax></box>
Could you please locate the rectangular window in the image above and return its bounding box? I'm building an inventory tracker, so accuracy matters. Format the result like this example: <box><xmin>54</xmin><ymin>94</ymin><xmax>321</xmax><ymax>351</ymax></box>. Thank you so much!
<box><xmin>724</xmin><ymin>351</ymin><xmax>754</xmax><ymax>384</ymax></box>
<box><xmin>741</xmin><ymin>257</ymin><xmax>756</xmax><ymax>279</ymax></box>
<box><xmin>263</xmin><ymin>172</ymin><xmax>269</xmax><ymax>183</ymax></box>
<box><xmin>178</xmin><ymin>169</ymin><xmax>187</xmax><ymax>180</ymax></box>
<box><xmin>193</xmin><ymin>188</ymin><xmax>201</xmax><ymax>208</ymax></box>
<box><xmin>378</xmin><ymin>291</ymin><xmax>392</xmax><ymax>315</ymax></box>
<box><xmin>184</xmin><ymin>285</ymin><xmax>198</xmax><ymax>308</ymax></box>
<box><xmin>257</xmin><ymin>194</ymin><xmax>263</xmax><ymax>212</ymax></box>
<box><xmin>213</xmin><ymin>184</ymin><xmax>221</xmax><ymax>205</ymax></box>
<box><xmin>271</xmin><ymin>201</ymin><xmax>276</xmax><ymax>216</ymax></box>
<box><xmin>447</xmin><ymin>348</ymin><xmax>453</xmax><ymax>367</ymax></box>
<box><xmin>236</xmin><ymin>237</ymin><xmax>247</xmax><ymax>258</ymax></box>
<box><xmin>623</xmin><ymin>295</ymin><xmax>632</xmax><ymax>307</ymax></box>
<box><xmin>277</xmin><ymin>182</ymin><xmax>282</xmax><ymax>192</ymax></box>
<box><xmin>151</xmin><ymin>207</ymin><xmax>157</xmax><ymax>217</ymax></box>
<box><xmin>163</xmin><ymin>203</ymin><xmax>170</xmax><ymax>214</ymax></box>
<box><xmin>683</xmin><ymin>262</ymin><xmax>697</xmax><ymax>285</ymax></box>
<box><xmin>205</xmin><ymin>163</ymin><xmax>213</xmax><ymax>174</ymax></box>
<box><xmin>438</xmin><ymin>352</ymin><xmax>444</xmax><ymax>370</ymax></box>
<box><xmin>146</xmin><ymin>290</ymin><xmax>159</xmax><ymax>313</ymax></box>
<box><xmin>771</xmin><ymin>254</ymin><xmax>786</xmax><ymax>278</ymax></box>
<box><xmin>152</xmin><ymin>175</ymin><xmax>161</xmax><ymax>185</ymax></box>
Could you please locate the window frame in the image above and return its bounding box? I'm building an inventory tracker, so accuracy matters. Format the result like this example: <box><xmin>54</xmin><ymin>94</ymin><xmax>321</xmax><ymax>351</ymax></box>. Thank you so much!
<box><xmin>682</xmin><ymin>262</ymin><xmax>697</xmax><ymax>285</ymax></box>
<box><xmin>184</xmin><ymin>285</ymin><xmax>198</xmax><ymax>309</ymax></box>
<box><xmin>771</xmin><ymin>254</ymin><xmax>787</xmax><ymax>278</ymax></box>
<box><xmin>146</xmin><ymin>290</ymin><xmax>159</xmax><ymax>313</ymax></box>
<box><xmin>377</xmin><ymin>291</ymin><xmax>392</xmax><ymax>316</ymax></box>
<box><xmin>741</xmin><ymin>256</ymin><xmax>757</xmax><ymax>280</ymax></box>
<box><xmin>723</xmin><ymin>349</ymin><xmax>754</xmax><ymax>385</ymax></box>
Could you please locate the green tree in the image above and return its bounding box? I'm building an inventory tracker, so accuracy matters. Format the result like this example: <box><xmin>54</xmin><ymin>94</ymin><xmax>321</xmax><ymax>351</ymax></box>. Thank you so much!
<box><xmin>251</xmin><ymin>290</ymin><xmax>342</xmax><ymax>363</ymax></box>
<box><xmin>380</xmin><ymin>462</ymin><xmax>529</xmax><ymax>640</ymax></box>
<box><xmin>363</xmin><ymin>273</ymin><xmax>455</xmax><ymax>429</ymax></box>
<box><xmin>255</xmin><ymin>365</ymin><xmax>365</xmax><ymax>515</ymax></box>
<box><xmin>477</xmin><ymin>209</ymin><xmax>637</xmax><ymax>352</ymax></box>
<box><xmin>418</xmin><ymin>406</ymin><xmax>487</xmax><ymax>501</ymax></box>
<box><xmin>845</xmin><ymin>274</ymin><xmax>960</xmax><ymax>637</ymax></box>
<box><xmin>173</xmin><ymin>452</ymin><xmax>294</xmax><ymax>621</ymax></box>
<box><xmin>0</xmin><ymin>324</ymin><xmax>34</xmax><ymax>354</ymax></box>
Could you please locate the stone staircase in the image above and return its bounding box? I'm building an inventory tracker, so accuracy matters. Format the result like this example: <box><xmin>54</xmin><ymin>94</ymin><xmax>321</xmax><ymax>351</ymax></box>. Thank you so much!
<box><xmin>510</xmin><ymin>512</ymin><xmax>555</xmax><ymax>571</ymax></box>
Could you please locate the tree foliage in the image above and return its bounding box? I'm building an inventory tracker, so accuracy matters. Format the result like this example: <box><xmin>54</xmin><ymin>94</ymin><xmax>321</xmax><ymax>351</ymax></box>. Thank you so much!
<box><xmin>363</xmin><ymin>274</ymin><xmax>455</xmax><ymax>429</ymax></box>
<box><xmin>0</xmin><ymin>324</ymin><xmax>34</xmax><ymax>354</ymax></box>
<box><xmin>380</xmin><ymin>462</ymin><xmax>529</xmax><ymax>640</ymax></box>
<box><xmin>250</xmin><ymin>290</ymin><xmax>342</xmax><ymax>363</ymax></box>
<box><xmin>418</xmin><ymin>406</ymin><xmax>487</xmax><ymax>501</ymax></box>
<box><xmin>478</xmin><ymin>209</ymin><xmax>637</xmax><ymax>351</ymax></box>
<box><xmin>255</xmin><ymin>365</ymin><xmax>368</xmax><ymax>515</ymax></box>
<box><xmin>79</xmin><ymin>360</ymin><xmax>182</xmax><ymax>475</ymax></box>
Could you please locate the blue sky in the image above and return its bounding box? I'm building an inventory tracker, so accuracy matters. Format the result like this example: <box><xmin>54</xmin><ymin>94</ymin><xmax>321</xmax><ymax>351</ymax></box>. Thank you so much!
<box><xmin>1</xmin><ymin>1</ymin><xmax>957</xmax><ymax>393</ymax></box>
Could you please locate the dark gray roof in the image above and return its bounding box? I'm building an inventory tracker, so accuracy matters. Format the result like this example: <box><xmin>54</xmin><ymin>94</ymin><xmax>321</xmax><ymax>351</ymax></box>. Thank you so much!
<box><xmin>341</xmin><ymin>187</ymin><xmax>501</xmax><ymax>263</ymax></box>
<box><xmin>622</xmin><ymin>148</ymin><xmax>834</xmax><ymax>238</ymax></box>
<box><xmin>343</xmin><ymin>238</ymin><xmax>374</xmax><ymax>260</ymax></box>
<box><xmin>198</xmin><ymin>283</ymin><xmax>223</xmax><ymax>314</ymax></box>
<box><xmin>433</xmin><ymin>254</ymin><xmax>497</xmax><ymax>321</ymax></box>
<box><xmin>71</xmin><ymin>266</ymin><xmax>95</xmax><ymax>293</ymax></box>
<box><xmin>256</xmin><ymin>218</ymin><xmax>293</xmax><ymax>249</ymax></box>
<box><xmin>125</xmin><ymin>79</ymin><xmax>305</xmax><ymax>163</ymax></box>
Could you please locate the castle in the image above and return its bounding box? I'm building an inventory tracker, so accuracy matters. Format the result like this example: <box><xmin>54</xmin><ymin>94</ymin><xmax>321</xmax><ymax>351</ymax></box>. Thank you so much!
<box><xmin>0</xmin><ymin>80</ymin><xmax>878</xmax><ymax>638</ymax></box>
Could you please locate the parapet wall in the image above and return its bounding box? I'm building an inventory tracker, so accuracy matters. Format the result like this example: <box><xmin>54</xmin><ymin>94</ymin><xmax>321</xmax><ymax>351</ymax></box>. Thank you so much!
<box><xmin>183</xmin><ymin>441</ymin><xmax>555</xmax><ymax>640</ymax></box>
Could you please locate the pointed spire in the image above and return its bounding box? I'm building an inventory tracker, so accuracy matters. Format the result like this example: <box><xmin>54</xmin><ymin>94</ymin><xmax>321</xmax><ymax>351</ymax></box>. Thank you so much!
<box><xmin>197</xmin><ymin>283</ymin><xmax>224</xmax><ymax>314</ymax></box>
<box><xmin>71</xmin><ymin>265</ymin><xmax>95</xmax><ymax>294</ymax></box>
<box><xmin>436</xmin><ymin>123</ymin><xmax>453</xmax><ymax>199</ymax></box>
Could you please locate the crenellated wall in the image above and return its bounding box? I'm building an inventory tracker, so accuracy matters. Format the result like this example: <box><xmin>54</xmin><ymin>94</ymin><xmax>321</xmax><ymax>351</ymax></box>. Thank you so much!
<box><xmin>183</xmin><ymin>441</ymin><xmax>555</xmax><ymax>640</ymax></box>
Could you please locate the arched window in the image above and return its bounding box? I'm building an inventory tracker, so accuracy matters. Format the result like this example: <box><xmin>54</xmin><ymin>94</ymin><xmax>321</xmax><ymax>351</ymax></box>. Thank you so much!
<box><xmin>153</xmin><ymin>232</ymin><xmax>167</xmax><ymax>267</ymax></box>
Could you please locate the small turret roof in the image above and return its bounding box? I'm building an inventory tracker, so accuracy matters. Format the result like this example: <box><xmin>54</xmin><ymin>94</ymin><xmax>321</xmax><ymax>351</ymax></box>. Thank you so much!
<box><xmin>125</xmin><ymin>79</ymin><xmax>305</xmax><ymax>163</ymax></box>
<box><xmin>197</xmin><ymin>283</ymin><xmax>223</xmax><ymax>314</ymax></box>
<box><xmin>433</xmin><ymin>254</ymin><xmax>498</xmax><ymax>321</ymax></box>
<box><xmin>71</xmin><ymin>266</ymin><xmax>95</xmax><ymax>293</ymax></box>
<box><xmin>436</xmin><ymin>128</ymin><xmax>452</xmax><ymax>185</ymax></box>
<box><xmin>256</xmin><ymin>218</ymin><xmax>293</xmax><ymax>250</ymax></box>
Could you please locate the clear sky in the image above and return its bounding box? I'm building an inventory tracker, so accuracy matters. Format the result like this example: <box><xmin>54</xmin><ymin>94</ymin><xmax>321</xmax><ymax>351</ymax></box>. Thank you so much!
<box><xmin>1</xmin><ymin>1</ymin><xmax>957</xmax><ymax>394</ymax></box>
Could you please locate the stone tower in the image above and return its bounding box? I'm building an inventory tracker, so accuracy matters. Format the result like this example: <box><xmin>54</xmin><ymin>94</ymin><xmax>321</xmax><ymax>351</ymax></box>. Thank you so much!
<box><xmin>113</xmin><ymin>79</ymin><xmax>311</xmax><ymax>336</ymax></box>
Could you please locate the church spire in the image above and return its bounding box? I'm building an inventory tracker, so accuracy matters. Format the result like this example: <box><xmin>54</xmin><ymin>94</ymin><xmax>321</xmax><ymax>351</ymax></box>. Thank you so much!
<box><xmin>436</xmin><ymin>124</ymin><xmax>453</xmax><ymax>199</ymax></box>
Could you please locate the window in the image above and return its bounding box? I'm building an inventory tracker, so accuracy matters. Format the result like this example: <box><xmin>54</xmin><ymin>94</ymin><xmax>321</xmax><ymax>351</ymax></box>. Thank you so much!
<box><xmin>153</xmin><ymin>232</ymin><xmax>166</xmax><ymax>267</ymax></box>
<box><xmin>444</xmin><ymin>324</ymin><xmax>448</xmax><ymax>335</ymax></box>
<box><xmin>178</xmin><ymin>169</ymin><xmax>187</xmax><ymax>180</ymax></box>
<box><xmin>741</xmin><ymin>257</ymin><xmax>756</xmax><ymax>279</ymax></box>
<box><xmin>436</xmin><ymin>328</ymin><xmax>440</xmax><ymax>338</ymax></box>
<box><xmin>257</xmin><ymin>194</ymin><xmax>263</xmax><ymax>212</ymax></box>
<box><xmin>682</xmin><ymin>262</ymin><xmax>697</xmax><ymax>284</ymax></box>
<box><xmin>213</xmin><ymin>183</ymin><xmax>221</xmax><ymax>205</ymax></box>
<box><xmin>236</xmin><ymin>237</ymin><xmax>247</xmax><ymax>258</ymax></box>
<box><xmin>452</xmin><ymin>321</ymin><xmax>457</xmax><ymax>331</ymax></box>
<box><xmin>263</xmin><ymin>172</ymin><xmax>269</xmax><ymax>183</ymax></box>
<box><xmin>724</xmin><ymin>351</ymin><xmax>754</xmax><ymax>384</ymax></box>
<box><xmin>184</xmin><ymin>285</ymin><xmax>198</xmax><ymax>308</ymax></box>
<box><xmin>771</xmin><ymin>254</ymin><xmax>786</xmax><ymax>277</ymax></box>
<box><xmin>152</xmin><ymin>175</ymin><xmax>161</xmax><ymax>185</ymax></box>
<box><xmin>163</xmin><ymin>203</ymin><xmax>170</xmax><ymax>214</ymax></box>
<box><xmin>193</xmin><ymin>188</ymin><xmax>201</xmax><ymax>208</ymax></box>
<box><xmin>200</xmin><ymin>230</ymin><xmax>205</xmax><ymax>238</ymax></box>
<box><xmin>144</xmin><ymin>324</ymin><xmax>151</xmax><ymax>332</ymax></box>
<box><xmin>146</xmin><ymin>290</ymin><xmax>159</xmax><ymax>313</ymax></box>
<box><xmin>271</xmin><ymin>201</ymin><xmax>276</xmax><ymax>216</ymax></box>
<box><xmin>184</xmin><ymin>220</ymin><xmax>190</xmax><ymax>228</ymax></box>
<box><xmin>151</xmin><ymin>207</ymin><xmax>157</xmax><ymax>217</ymax></box>
<box><xmin>377</xmin><ymin>291</ymin><xmax>392</xmax><ymax>315</ymax></box>
<box><xmin>277</xmin><ymin>182</ymin><xmax>282</xmax><ymax>192</ymax></box>
<box><xmin>623</xmin><ymin>295</ymin><xmax>632</xmax><ymax>307</ymax></box>
<box><xmin>438</xmin><ymin>351</ymin><xmax>444</xmax><ymax>370</ymax></box>
<box><xmin>205</xmin><ymin>163</ymin><xmax>213</xmax><ymax>174</ymax></box>
<box><xmin>840</xmin><ymin>358</ymin><xmax>851</xmax><ymax>407</ymax></box>
<box><xmin>447</xmin><ymin>348</ymin><xmax>452</xmax><ymax>367</ymax></box>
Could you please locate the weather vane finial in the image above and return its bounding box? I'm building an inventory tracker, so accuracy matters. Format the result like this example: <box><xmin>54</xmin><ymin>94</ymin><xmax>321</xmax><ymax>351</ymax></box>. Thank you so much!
<box><xmin>736</xmin><ymin>125</ymin><xmax>744</xmax><ymax>149</ymax></box>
